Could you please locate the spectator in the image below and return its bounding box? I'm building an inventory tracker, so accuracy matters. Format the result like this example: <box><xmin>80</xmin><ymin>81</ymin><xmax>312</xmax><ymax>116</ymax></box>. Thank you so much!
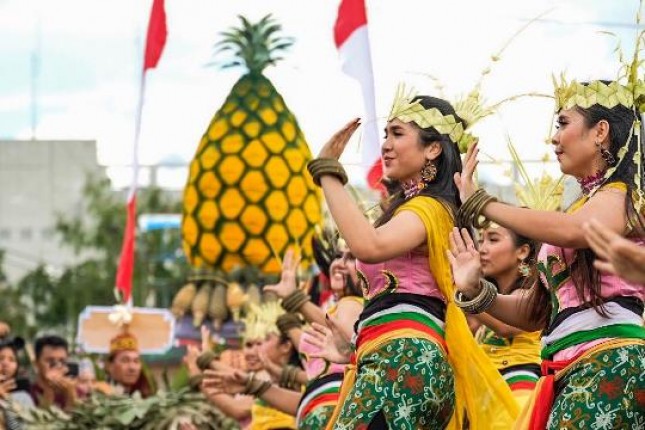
<box><xmin>30</xmin><ymin>335</ymin><xmax>77</xmax><ymax>410</ymax></box>
<box><xmin>105</xmin><ymin>331</ymin><xmax>153</xmax><ymax>398</ymax></box>
<box><xmin>0</xmin><ymin>336</ymin><xmax>33</xmax><ymax>429</ymax></box>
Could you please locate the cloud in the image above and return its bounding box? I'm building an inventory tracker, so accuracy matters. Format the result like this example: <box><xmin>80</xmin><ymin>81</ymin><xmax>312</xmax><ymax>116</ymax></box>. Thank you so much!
<box><xmin>1</xmin><ymin>0</ymin><xmax>638</xmax><ymax>189</ymax></box>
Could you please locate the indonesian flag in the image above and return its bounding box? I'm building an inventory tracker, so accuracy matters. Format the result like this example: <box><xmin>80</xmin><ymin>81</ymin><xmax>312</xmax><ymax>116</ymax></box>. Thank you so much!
<box><xmin>334</xmin><ymin>0</ymin><xmax>382</xmax><ymax>190</ymax></box>
<box><xmin>115</xmin><ymin>0</ymin><xmax>167</xmax><ymax>304</ymax></box>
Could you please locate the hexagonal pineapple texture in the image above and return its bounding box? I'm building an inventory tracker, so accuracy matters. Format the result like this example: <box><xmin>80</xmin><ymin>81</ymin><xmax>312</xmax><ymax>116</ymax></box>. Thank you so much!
<box><xmin>182</xmin><ymin>74</ymin><xmax>321</xmax><ymax>274</ymax></box>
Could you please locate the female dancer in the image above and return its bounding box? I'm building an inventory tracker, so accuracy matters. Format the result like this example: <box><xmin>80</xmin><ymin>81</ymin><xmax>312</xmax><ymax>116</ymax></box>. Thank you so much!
<box><xmin>469</xmin><ymin>224</ymin><xmax>542</xmax><ymax>408</ymax></box>
<box><xmin>208</xmin><ymin>249</ymin><xmax>363</xmax><ymax>429</ymax></box>
<box><xmin>450</xmin><ymin>77</ymin><xmax>645</xmax><ymax>428</ymax></box>
<box><xmin>304</xmin><ymin>91</ymin><xmax>517</xmax><ymax>429</ymax></box>
<box><xmin>201</xmin><ymin>303</ymin><xmax>298</xmax><ymax>430</ymax></box>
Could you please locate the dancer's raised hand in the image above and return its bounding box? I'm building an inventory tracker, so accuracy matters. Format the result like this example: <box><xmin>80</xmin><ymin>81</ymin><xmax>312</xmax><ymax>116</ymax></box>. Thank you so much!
<box><xmin>303</xmin><ymin>319</ymin><xmax>351</xmax><ymax>364</ymax></box>
<box><xmin>447</xmin><ymin>227</ymin><xmax>482</xmax><ymax>297</ymax></box>
<box><xmin>584</xmin><ymin>218</ymin><xmax>645</xmax><ymax>284</ymax></box>
<box><xmin>264</xmin><ymin>249</ymin><xmax>300</xmax><ymax>299</ymax></box>
<box><xmin>318</xmin><ymin>118</ymin><xmax>361</xmax><ymax>160</ymax></box>
<box><xmin>454</xmin><ymin>141</ymin><xmax>479</xmax><ymax>202</ymax></box>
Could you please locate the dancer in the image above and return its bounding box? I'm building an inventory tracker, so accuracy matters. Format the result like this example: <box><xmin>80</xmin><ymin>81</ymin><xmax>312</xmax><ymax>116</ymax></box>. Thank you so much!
<box><xmin>467</xmin><ymin>221</ymin><xmax>543</xmax><ymax>414</ymax></box>
<box><xmin>450</xmin><ymin>70</ymin><xmax>645</xmax><ymax>427</ymax></box>
<box><xmin>304</xmin><ymin>87</ymin><xmax>517</xmax><ymax>429</ymax></box>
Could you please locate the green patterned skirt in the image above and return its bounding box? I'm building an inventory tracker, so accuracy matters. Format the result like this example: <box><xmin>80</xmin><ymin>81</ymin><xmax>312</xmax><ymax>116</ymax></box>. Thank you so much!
<box><xmin>548</xmin><ymin>343</ymin><xmax>645</xmax><ymax>429</ymax></box>
<box><xmin>334</xmin><ymin>337</ymin><xmax>455</xmax><ymax>430</ymax></box>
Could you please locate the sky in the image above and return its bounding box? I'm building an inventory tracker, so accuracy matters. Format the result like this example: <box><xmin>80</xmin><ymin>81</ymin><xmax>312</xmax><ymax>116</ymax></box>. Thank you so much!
<box><xmin>0</xmin><ymin>0</ymin><xmax>641</xmax><ymax>188</ymax></box>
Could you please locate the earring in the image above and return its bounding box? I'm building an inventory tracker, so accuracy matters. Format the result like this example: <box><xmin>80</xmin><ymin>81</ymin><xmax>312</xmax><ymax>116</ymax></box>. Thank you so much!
<box><xmin>421</xmin><ymin>159</ymin><xmax>437</xmax><ymax>183</ymax></box>
<box><xmin>600</xmin><ymin>147</ymin><xmax>616</xmax><ymax>166</ymax></box>
<box><xmin>518</xmin><ymin>260</ymin><xmax>531</xmax><ymax>277</ymax></box>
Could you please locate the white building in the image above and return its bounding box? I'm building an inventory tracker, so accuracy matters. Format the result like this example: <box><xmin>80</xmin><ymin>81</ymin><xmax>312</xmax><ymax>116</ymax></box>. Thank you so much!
<box><xmin>0</xmin><ymin>139</ymin><xmax>105</xmax><ymax>282</ymax></box>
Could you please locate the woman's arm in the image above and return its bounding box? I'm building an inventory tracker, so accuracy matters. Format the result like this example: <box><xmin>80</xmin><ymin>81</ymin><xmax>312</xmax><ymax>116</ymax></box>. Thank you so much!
<box><xmin>482</xmin><ymin>188</ymin><xmax>626</xmax><ymax>249</ymax></box>
<box><xmin>332</xmin><ymin>298</ymin><xmax>363</xmax><ymax>342</ymax></box>
<box><xmin>203</xmin><ymin>370</ymin><xmax>301</xmax><ymax>416</ymax></box>
<box><xmin>204</xmin><ymin>393</ymin><xmax>253</xmax><ymax>421</ymax></box>
<box><xmin>257</xmin><ymin>385</ymin><xmax>302</xmax><ymax>416</ymax></box>
<box><xmin>585</xmin><ymin>218</ymin><xmax>645</xmax><ymax>284</ymax></box>
<box><xmin>484</xmin><ymin>292</ymin><xmax>544</xmax><ymax>333</ymax></box>
<box><xmin>448</xmin><ymin>227</ymin><xmax>543</xmax><ymax>332</ymax></box>
<box><xmin>314</xmin><ymin>120</ymin><xmax>427</xmax><ymax>263</ymax></box>
<box><xmin>320</xmin><ymin>177</ymin><xmax>427</xmax><ymax>262</ymax></box>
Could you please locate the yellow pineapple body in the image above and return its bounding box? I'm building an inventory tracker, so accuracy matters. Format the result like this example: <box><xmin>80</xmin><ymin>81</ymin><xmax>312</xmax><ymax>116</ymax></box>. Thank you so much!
<box><xmin>182</xmin><ymin>74</ymin><xmax>321</xmax><ymax>274</ymax></box>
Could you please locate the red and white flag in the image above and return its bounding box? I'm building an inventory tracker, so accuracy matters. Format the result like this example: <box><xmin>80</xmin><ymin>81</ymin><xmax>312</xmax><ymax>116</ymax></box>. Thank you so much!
<box><xmin>334</xmin><ymin>0</ymin><xmax>382</xmax><ymax>190</ymax></box>
<box><xmin>115</xmin><ymin>0</ymin><xmax>167</xmax><ymax>304</ymax></box>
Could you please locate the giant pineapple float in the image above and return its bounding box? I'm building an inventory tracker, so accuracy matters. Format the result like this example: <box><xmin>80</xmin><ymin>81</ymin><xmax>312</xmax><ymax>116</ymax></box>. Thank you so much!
<box><xmin>173</xmin><ymin>15</ymin><xmax>322</xmax><ymax>329</ymax></box>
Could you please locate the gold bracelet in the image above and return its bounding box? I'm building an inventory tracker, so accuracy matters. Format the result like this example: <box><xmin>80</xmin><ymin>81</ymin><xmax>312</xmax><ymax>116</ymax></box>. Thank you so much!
<box><xmin>281</xmin><ymin>290</ymin><xmax>311</xmax><ymax>313</ymax></box>
<box><xmin>306</xmin><ymin>158</ymin><xmax>348</xmax><ymax>186</ymax></box>
<box><xmin>276</xmin><ymin>313</ymin><xmax>303</xmax><ymax>336</ymax></box>
<box><xmin>196</xmin><ymin>350</ymin><xmax>221</xmax><ymax>371</ymax></box>
<box><xmin>454</xmin><ymin>278</ymin><xmax>498</xmax><ymax>314</ymax></box>
<box><xmin>457</xmin><ymin>189</ymin><xmax>498</xmax><ymax>229</ymax></box>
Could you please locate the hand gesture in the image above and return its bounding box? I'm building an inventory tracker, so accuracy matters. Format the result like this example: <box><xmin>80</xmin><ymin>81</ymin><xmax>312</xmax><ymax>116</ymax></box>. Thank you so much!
<box><xmin>183</xmin><ymin>345</ymin><xmax>201</xmax><ymax>376</ymax></box>
<box><xmin>303</xmin><ymin>318</ymin><xmax>351</xmax><ymax>364</ymax></box>
<box><xmin>264</xmin><ymin>249</ymin><xmax>300</xmax><ymax>299</ymax></box>
<box><xmin>447</xmin><ymin>227</ymin><xmax>482</xmax><ymax>297</ymax></box>
<box><xmin>317</xmin><ymin>118</ymin><xmax>361</xmax><ymax>160</ymax></box>
<box><xmin>258</xmin><ymin>351</ymin><xmax>282</xmax><ymax>381</ymax></box>
<box><xmin>202</xmin><ymin>368</ymin><xmax>247</xmax><ymax>396</ymax></box>
<box><xmin>201</xmin><ymin>325</ymin><xmax>212</xmax><ymax>352</ymax></box>
<box><xmin>584</xmin><ymin>219</ymin><xmax>645</xmax><ymax>284</ymax></box>
<box><xmin>453</xmin><ymin>141</ymin><xmax>479</xmax><ymax>203</ymax></box>
<box><xmin>0</xmin><ymin>378</ymin><xmax>16</xmax><ymax>399</ymax></box>
<box><xmin>45</xmin><ymin>365</ymin><xmax>76</xmax><ymax>394</ymax></box>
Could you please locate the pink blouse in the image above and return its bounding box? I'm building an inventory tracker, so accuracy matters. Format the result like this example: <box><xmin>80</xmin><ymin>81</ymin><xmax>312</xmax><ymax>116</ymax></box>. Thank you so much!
<box><xmin>356</xmin><ymin>249</ymin><xmax>444</xmax><ymax>301</ymax></box>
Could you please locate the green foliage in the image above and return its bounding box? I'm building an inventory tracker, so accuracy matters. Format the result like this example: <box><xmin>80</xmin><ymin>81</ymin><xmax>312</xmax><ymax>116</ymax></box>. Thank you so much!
<box><xmin>1</xmin><ymin>175</ymin><xmax>187</xmax><ymax>340</ymax></box>
<box><xmin>13</xmin><ymin>389</ymin><xmax>241</xmax><ymax>430</ymax></box>
<box><xmin>215</xmin><ymin>14</ymin><xmax>293</xmax><ymax>74</ymax></box>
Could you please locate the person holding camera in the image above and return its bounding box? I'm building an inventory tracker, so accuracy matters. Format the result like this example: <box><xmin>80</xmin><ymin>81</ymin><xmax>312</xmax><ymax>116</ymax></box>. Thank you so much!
<box><xmin>0</xmin><ymin>336</ymin><xmax>33</xmax><ymax>430</ymax></box>
<box><xmin>29</xmin><ymin>335</ymin><xmax>78</xmax><ymax>411</ymax></box>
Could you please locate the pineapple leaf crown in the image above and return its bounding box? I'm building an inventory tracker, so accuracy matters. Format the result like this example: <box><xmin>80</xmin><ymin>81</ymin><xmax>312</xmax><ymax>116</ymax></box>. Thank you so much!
<box><xmin>507</xmin><ymin>139</ymin><xmax>564</xmax><ymax>212</ymax></box>
<box><xmin>241</xmin><ymin>301</ymin><xmax>284</xmax><ymax>342</ymax></box>
<box><xmin>387</xmin><ymin>84</ymin><xmax>483</xmax><ymax>154</ymax></box>
<box><xmin>215</xmin><ymin>14</ymin><xmax>294</xmax><ymax>75</ymax></box>
<box><xmin>552</xmin><ymin>3</ymin><xmax>645</xmax><ymax>211</ymax></box>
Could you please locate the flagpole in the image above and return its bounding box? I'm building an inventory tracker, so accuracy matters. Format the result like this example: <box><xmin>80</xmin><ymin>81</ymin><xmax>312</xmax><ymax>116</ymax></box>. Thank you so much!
<box><xmin>115</xmin><ymin>0</ymin><xmax>167</xmax><ymax>306</ymax></box>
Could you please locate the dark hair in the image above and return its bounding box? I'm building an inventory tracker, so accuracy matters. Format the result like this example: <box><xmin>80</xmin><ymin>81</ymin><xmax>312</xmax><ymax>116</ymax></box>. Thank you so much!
<box><xmin>0</xmin><ymin>336</ymin><xmax>25</xmax><ymax>354</ymax></box>
<box><xmin>330</xmin><ymin>252</ymin><xmax>362</xmax><ymax>298</ymax></box>
<box><xmin>566</xmin><ymin>83</ymin><xmax>645</xmax><ymax>316</ymax></box>
<box><xmin>278</xmin><ymin>333</ymin><xmax>303</xmax><ymax>369</ymax></box>
<box><xmin>376</xmin><ymin>96</ymin><xmax>464</xmax><ymax>226</ymax></box>
<box><xmin>506</xmin><ymin>230</ymin><xmax>550</xmax><ymax>327</ymax></box>
<box><xmin>34</xmin><ymin>335</ymin><xmax>68</xmax><ymax>359</ymax></box>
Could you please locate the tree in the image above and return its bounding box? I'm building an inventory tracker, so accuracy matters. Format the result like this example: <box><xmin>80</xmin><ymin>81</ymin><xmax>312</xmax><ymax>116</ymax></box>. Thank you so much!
<box><xmin>2</xmin><ymin>175</ymin><xmax>187</xmax><ymax>340</ymax></box>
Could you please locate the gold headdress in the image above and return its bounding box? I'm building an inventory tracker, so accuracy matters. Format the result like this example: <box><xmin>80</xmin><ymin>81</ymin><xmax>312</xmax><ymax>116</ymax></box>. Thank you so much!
<box><xmin>241</xmin><ymin>301</ymin><xmax>284</xmax><ymax>342</ymax></box>
<box><xmin>508</xmin><ymin>140</ymin><xmax>564</xmax><ymax>212</ymax></box>
<box><xmin>387</xmin><ymin>84</ymin><xmax>482</xmax><ymax>154</ymax></box>
<box><xmin>551</xmin><ymin>5</ymin><xmax>645</xmax><ymax>211</ymax></box>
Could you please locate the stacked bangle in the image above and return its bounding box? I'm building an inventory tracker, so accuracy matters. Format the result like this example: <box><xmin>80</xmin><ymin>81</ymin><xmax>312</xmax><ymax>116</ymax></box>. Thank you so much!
<box><xmin>306</xmin><ymin>158</ymin><xmax>348</xmax><ymax>186</ymax></box>
<box><xmin>196</xmin><ymin>350</ymin><xmax>220</xmax><ymax>371</ymax></box>
<box><xmin>454</xmin><ymin>278</ymin><xmax>498</xmax><ymax>314</ymax></box>
<box><xmin>276</xmin><ymin>313</ymin><xmax>303</xmax><ymax>336</ymax></box>
<box><xmin>457</xmin><ymin>189</ymin><xmax>498</xmax><ymax>229</ymax></box>
<box><xmin>243</xmin><ymin>372</ymin><xmax>273</xmax><ymax>397</ymax></box>
<box><xmin>279</xmin><ymin>365</ymin><xmax>302</xmax><ymax>390</ymax></box>
<box><xmin>281</xmin><ymin>290</ymin><xmax>311</xmax><ymax>313</ymax></box>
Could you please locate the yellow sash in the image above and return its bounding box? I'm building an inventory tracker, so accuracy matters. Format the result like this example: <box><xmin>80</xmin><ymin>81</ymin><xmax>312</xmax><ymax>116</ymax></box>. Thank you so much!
<box><xmin>403</xmin><ymin>197</ymin><xmax>519</xmax><ymax>429</ymax></box>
